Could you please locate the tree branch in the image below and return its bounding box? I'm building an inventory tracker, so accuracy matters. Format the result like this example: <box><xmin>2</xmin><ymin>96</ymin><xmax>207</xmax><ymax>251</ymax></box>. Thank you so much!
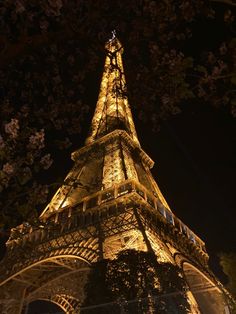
<box><xmin>210</xmin><ymin>0</ymin><xmax>236</xmax><ymax>6</ymax></box>
<box><xmin>0</xmin><ymin>29</ymin><xmax>70</xmax><ymax>68</ymax></box>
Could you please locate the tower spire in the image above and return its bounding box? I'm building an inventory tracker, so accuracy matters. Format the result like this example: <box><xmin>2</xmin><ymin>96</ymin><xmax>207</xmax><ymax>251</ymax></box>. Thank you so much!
<box><xmin>86</xmin><ymin>35</ymin><xmax>140</xmax><ymax>146</ymax></box>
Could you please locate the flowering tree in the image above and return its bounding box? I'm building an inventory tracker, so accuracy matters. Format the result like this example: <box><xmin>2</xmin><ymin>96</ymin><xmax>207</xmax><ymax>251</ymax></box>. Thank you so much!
<box><xmin>0</xmin><ymin>0</ymin><xmax>235</xmax><ymax>233</ymax></box>
<box><xmin>82</xmin><ymin>249</ymin><xmax>190</xmax><ymax>313</ymax></box>
<box><xmin>219</xmin><ymin>252</ymin><xmax>236</xmax><ymax>312</ymax></box>
<box><xmin>220</xmin><ymin>253</ymin><xmax>236</xmax><ymax>298</ymax></box>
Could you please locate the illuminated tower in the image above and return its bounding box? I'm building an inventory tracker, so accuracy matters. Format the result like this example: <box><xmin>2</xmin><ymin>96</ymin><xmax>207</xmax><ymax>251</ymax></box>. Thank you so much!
<box><xmin>0</xmin><ymin>35</ymin><xmax>232</xmax><ymax>313</ymax></box>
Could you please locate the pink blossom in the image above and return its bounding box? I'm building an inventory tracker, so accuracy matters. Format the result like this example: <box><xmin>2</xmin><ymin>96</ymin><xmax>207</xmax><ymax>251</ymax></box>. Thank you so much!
<box><xmin>15</xmin><ymin>0</ymin><xmax>25</xmax><ymax>14</ymax></box>
<box><xmin>219</xmin><ymin>43</ymin><xmax>227</xmax><ymax>55</ymax></box>
<box><xmin>47</xmin><ymin>0</ymin><xmax>63</xmax><ymax>16</ymax></box>
<box><xmin>67</xmin><ymin>55</ymin><xmax>75</xmax><ymax>65</ymax></box>
<box><xmin>0</xmin><ymin>135</ymin><xmax>5</xmax><ymax>149</ymax></box>
<box><xmin>40</xmin><ymin>154</ymin><xmax>53</xmax><ymax>170</ymax></box>
<box><xmin>2</xmin><ymin>163</ymin><xmax>14</xmax><ymax>175</ymax></box>
<box><xmin>48</xmin><ymin>0</ymin><xmax>63</xmax><ymax>9</ymax></box>
<box><xmin>4</xmin><ymin>119</ymin><xmax>19</xmax><ymax>138</ymax></box>
<box><xmin>40</xmin><ymin>19</ymin><xmax>49</xmax><ymax>31</ymax></box>
<box><xmin>207</xmin><ymin>52</ymin><xmax>216</xmax><ymax>64</ymax></box>
<box><xmin>29</xmin><ymin>184</ymin><xmax>49</xmax><ymax>205</ymax></box>
<box><xmin>212</xmin><ymin>66</ymin><xmax>221</xmax><ymax>77</ymax></box>
<box><xmin>53</xmin><ymin>75</ymin><xmax>61</xmax><ymax>84</ymax></box>
<box><xmin>161</xmin><ymin>95</ymin><xmax>170</xmax><ymax>105</ymax></box>
<box><xmin>29</xmin><ymin>129</ymin><xmax>45</xmax><ymax>150</ymax></box>
<box><xmin>197</xmin><ymin>87</ymin><xmax>206</xmax><ymax>97</ymax></box>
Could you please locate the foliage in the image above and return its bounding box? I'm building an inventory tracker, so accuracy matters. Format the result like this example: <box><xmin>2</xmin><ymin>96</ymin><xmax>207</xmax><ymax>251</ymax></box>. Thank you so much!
<box><xmin>82</xmin><ymin>249</ymin><xmax>190</xmax><ymax>313</ymax></box>
<box><xmin>219</xmin><ymin>252</ymin><xmax>236</xmax><ymax>313</ymax></box>
<box><xmin>219</xmin><ymin>252</ymin><xmax>236</xmax><ymax>298</ymax></box>
<box><xmin>0</xmin><ymin>0</ymin><xmax>235</xmax><ymax>231</ymax></box>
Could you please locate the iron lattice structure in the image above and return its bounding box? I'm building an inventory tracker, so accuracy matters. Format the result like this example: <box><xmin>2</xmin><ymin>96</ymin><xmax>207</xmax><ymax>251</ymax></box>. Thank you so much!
<box><xmin>0</xmin><ymin>37</ymin><xmax>233</xmax><ymax>314</ymax></box>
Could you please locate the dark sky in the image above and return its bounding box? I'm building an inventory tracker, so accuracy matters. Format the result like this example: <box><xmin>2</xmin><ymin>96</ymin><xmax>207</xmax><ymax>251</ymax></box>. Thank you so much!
<box><xmin>130</xmin><ymin>3</ymin><xmax>236</xmax><ymax>280</ymax></box>
<box><xmin>135</xmin><ymin>101</ymin><xmax>236</xmax><ymax>281</ymax></box>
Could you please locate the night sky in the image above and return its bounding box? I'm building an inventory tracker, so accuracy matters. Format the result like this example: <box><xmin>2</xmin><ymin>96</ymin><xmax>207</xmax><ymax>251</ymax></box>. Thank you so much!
<box><xmin>136</xmin><ymin>101</ymin><xmax>235</xmax><ymax>281</ymax></box>
<box><xmin>134</xmin><ymin>4</ymin><xmax>236</xmax><ymax>280</ymax></box>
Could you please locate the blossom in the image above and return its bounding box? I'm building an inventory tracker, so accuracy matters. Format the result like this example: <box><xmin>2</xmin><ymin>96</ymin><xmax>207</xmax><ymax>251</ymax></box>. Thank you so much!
<box><xmin>40</xmin><ymin>19</ymin><xmax>49</xmax><ymax>31</ymax></box>
<box><xmin>30</xmin><ymin>184</ymin><xmax>49</xmax><ymax>205</ymax></box>
<box><xmin>4</xmin><ymin>119</ymin><xmax>19</xmax><ymax>138</ymax></box>
<box><xmin>2</xmin><ymin>163</ymin><xmax>14</xmax><ymax>175</ymax></box>
<box><xmin>29</xmin><ymin>129</ymin><xmax>45</xmax><ymax>150</ymax></box>
<box><xmin>161</xmin><ymin>95</ymin><xmax>170</xmax><ymax>105</ymax></box>
<box><xmin>15</xmin><ymin>0</ymin><xmax>25</xmax><ymax>14</ymax></box>
<box><xmin>46</xmin><ymin>0</ymin><xmax>63</xmax><ymax>16</ymax></box>
<box><xmin>67</xmin><ymin>55</ymin><xmax>75</xmax><ymax>65</ymax></box>
<box><xmin>40</xmin><ymin>154</ymin><xmax>53</xmax><ymax>170</ymax></box>
<box><xmin>219</xmin><ymin>43</ymin><xmax>227</xmax><ymax>55</ymax></box>
<box><xmin>53</xmin><ymin>75</ymin><xmax>61</xmax><ymax>84</ymax></box>
<box><xmin>48</xmin><ymin>0</ymin><xmax>63</xmax><ymax>9</ymax></box>
<box><xmin>0</xmin><ymin>135</ymin><xmax>5</xmax><ymax>149</ymax></box>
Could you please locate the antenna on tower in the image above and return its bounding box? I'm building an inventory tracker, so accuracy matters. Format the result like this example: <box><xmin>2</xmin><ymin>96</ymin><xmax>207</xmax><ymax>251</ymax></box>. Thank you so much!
<box><xmin>109</xmin><ymin>29</ymin><xmax>116</xmax><ymax>42</ymax></box>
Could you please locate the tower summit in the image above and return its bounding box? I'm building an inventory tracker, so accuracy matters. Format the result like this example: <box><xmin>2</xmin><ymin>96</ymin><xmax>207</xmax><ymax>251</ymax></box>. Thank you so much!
<box><xmin>86</xmin><ymin>34</ymin><xmax>139</xmax><ymax>146</ymax></box>
<box><xmin>0</xmin><ymin>36</ymin><xmax>233</xmax><ymax>313</ymax></box>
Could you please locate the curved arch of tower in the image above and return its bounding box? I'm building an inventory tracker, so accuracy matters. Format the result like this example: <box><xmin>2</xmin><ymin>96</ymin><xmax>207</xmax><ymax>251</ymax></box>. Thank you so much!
<box><xmin>0</xmin><ymin>36</ymin><xmax>234</xmax><ymax>314</ymax></box>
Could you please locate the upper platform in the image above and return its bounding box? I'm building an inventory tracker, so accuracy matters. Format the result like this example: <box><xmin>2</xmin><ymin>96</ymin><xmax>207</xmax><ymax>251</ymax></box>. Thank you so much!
<box><xmin>85</xmin><ymin>35</ymin><xmax>140</xmax><ymax>146</ymax></box>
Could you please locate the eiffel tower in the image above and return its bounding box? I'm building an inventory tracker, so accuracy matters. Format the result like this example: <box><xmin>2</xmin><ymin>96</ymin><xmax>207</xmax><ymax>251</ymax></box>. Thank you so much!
<box><xmin>0</xmin><ymin>35</ymin><xmax>232</xmax><ymax>314</ymax></box>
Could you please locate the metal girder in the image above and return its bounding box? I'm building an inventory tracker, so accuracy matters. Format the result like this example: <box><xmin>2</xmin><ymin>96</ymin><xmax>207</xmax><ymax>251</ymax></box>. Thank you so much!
<box><xmin>52</xmin><ymin>260</ymin><xmax>75</xmax><ymax>271</ymax></box>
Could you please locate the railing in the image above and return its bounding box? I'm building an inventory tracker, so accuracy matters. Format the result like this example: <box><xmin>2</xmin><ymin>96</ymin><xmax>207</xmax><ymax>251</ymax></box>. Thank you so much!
<box><xmin>73</xmin><ymin>179</ymin><xmax>205</xmax><ymax>251</ymax></box>
<box><xmin>8</xmin><ymin>179</ymin><xmax>206</xmax><ymax>255</ymax></box>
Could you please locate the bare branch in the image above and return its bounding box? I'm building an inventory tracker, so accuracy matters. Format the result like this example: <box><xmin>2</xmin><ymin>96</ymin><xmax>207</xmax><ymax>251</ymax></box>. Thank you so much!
<box><xmin>210</xmin><ymin>0</ymin><xmax>236</xmax><ymax>6</ymax></box>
